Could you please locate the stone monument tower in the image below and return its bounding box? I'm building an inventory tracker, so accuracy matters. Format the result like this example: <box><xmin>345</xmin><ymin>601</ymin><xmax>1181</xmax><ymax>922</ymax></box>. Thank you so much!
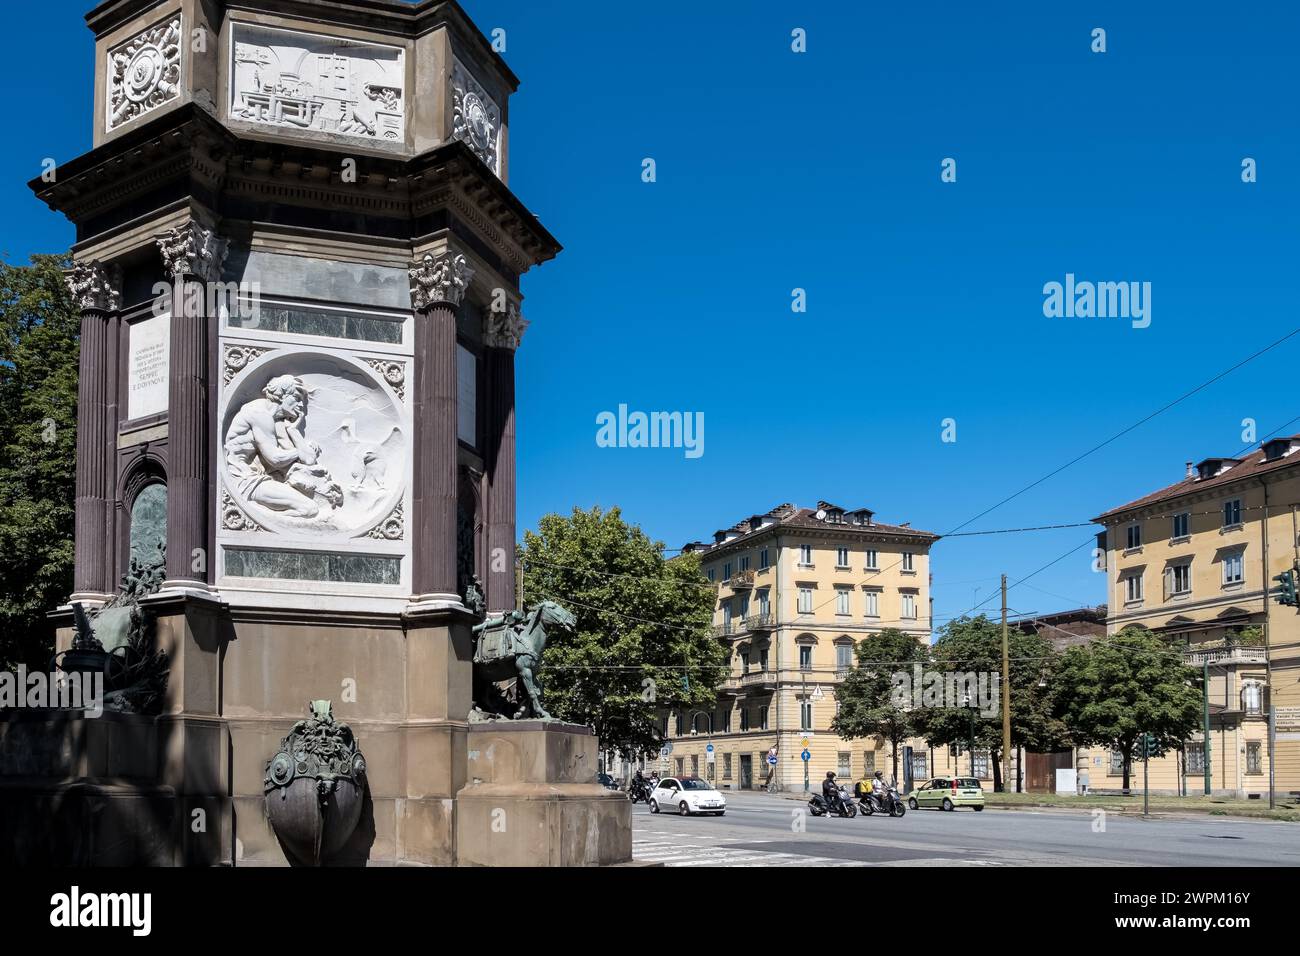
<box><xmin>0</xmin><ymin>0</ymin><xmax>628</xmax><ymax>866</ymax></box>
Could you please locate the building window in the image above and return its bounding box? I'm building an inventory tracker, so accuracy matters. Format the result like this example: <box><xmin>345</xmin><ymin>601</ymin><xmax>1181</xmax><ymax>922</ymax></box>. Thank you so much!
<box><xmin>1223</xmin><ymin>551</ymin><xmax>1243</xmax><ymax>585</ymax></box>
<box><xmin>691</xmin><ymin>754</ymin><xmax>699</xmax><ymax>776</ymax></box>
<box><xmin>902</xmin><ymin>552</ymin><xmax>914</xmax><ymax>572</ymax></box>
<box><xmin>740</xmin><ymin>555</ymin><xmax>750</xmax><ymax>572</ymax></box>
<box><xmin>863</xmin><ymin>751</ymin><xmax>875</xmax><ymax>773</ymax></box>
<box><xmin>676</xmin><ymin>712</ymin><xmax>684</xmax><ymax>735</ymax></box>
<box><xmin>836</xmin><ymin>547</ymin><xmax>850</xmax><ymax>569</ymax></box>
<box><xmin>722</xmin><ymin>709</ymin><xmax>732</xmax><ymax>733</ymax></box>
<box><xmin>835</xmin><ymin>587</ymin><xmax>851</xmax><ymax>615</ymax></box>
<box><xmin>799</xmin><ymin>645</ymin><xmax>812</xmax><ymax>670</ymax></box>
<box><xmin>1223</xmin><ymin>498</ymin><xmax>1242</xmax><ymax>528</ymax></box>
<box><xmin>759</xmin><ymin>705</ymin><xmax>769</xmax><ymax>730</ymax></box>
<box><xmin>723</xmin><ymin>753</ymin><xmax>732</xmax><ymax>780</ymax></box>
<box><xmin>901</xmin><ymin>593</ymin><xmax>917</xmax><ymax>619</ymax></box>
<box><xmin>739</xmin><ymin>708</ymin><xmax>750</xmax><ymax>731</ymax></box>
<box><xmin>758</xmin><ymin>589</ymin><xmax>770</xmax><ymax>616</ymax></box>
<box><xmin>1125</xmin><ymin>574</ymin><xmax>1144</xmax><ymax>603</ymax></box>
<box><xmin>1109</xmin><ymin>750</ymin><xmax>1126</xmax><ymax>775</ymax></box>
<box><xmin>799</xmin><ymin>544</ymin><xmax>813</xmax><ymax>567</ymax></box>
<box><xmin>1185</xmin><ymin>742</ymin><xmax>1206</xmax><ymax>774</ymax></box>
<box><xmin>723</xmin><ymin>601</ymin><xmax>733</xmax><ymax>626</ymax></box>
<box><xmin>759</xmin><ymin>547</ymin><xmax>769</xmax><ymax>570</ymax></box>
<box><xmin>1246</xmin><ymin>741</ymin><xmax>1262</xmax><ymax>775</ymax></box>
<box><xmin>1242</xmin><ymin>681</ymin><xmax>1262</xmax><ymax>715</ymax></box>
<box><xmin>1126</xmin><ymin>523</ymin><xmax>1141</xmax><ymax>550</ymax></box>
<box><xmin>1172</xmin><ymin>512</ymin><xmax>1189</xmax><ymax>539</ymax></box>
<box><xmin>739</xmin><ymin>594</ymin><xmax>750</xmax><ymax>618</ymax></box>
<box><xmin>837</xmin><ymin>752</ymin><xmax>852</xmax><ymax>778</ymax></box>
<box><xmin>759</xmin><ymin>647</ymin><xmax>769</xmax><ymax>670</ymax></box>
<box><xmin>723</xmin><ymin>561</ymin><xmax>732</xmax><ymax>581</ymax></box>
<box><xmin>1169</xmin><ymin>563</ymin><xmax>1191</xmax><ymax>596</ymax></box>
<box><xmin>740</xmin><ymin>649</ymin><xmax>750</xmax><ymax>673</ymax></box>
<box><xmin>865</xmin><ymin>549</ymin><xmax>878</xmax><ymax>570</ymax></box>
<box><xmin>676</xmin><ymin>757</ymin><xmax>684</xmax><ymax>776</ymax></box>
<box><xmin>836</xmin><ymin>643</ymin><xmax>853</xmax><ymax>672</ymax></box>
<box><xmin>800</xmin><ymin>700</ymin><xmax>813</xmax><ymax>730</ymax></box>
<box><xmin>798</xmin><ymin>587</ymin><xmax>813</xmax><ymax>614</ymax></box>
<box><xmin>864</xmin><ymin>590</ymin><xmax>880</xmax><ymax>618</ymax></box>
<box><xmin>707</xmin><ymin>569</ymin><xmax>715</xmax><ymax>583</ymax></box>
<box><xmin>911</xmin><ymin>752</ymin><xmax>928</xmax><ymax>780</ymax></box>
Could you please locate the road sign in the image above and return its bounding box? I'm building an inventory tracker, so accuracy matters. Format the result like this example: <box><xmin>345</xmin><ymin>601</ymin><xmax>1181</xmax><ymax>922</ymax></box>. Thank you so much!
<box><xmin>800</xmin><ymin>736</ymin><xmax>810</xmax><ymax>749</ymax></box>
<box><xmin>801</xmin><ymin>749</ymin><xmax>811</xmax><ymax>762</ymax></box>
<box><xmin>659</xmin><ymin>744</ymin><xmax>671</xmax><ymax>758</ymax></box>
<box><xmin>1277</xmin><ymin>706</ymin><xmax>1300</xmax><ymax>731</ymax></box>
<box><xmin>705</xmin><ymin>744</ymin><xmax>714</xmax><ymax>753</ymax></box>
<box><xmin>706</xmin><ymin>750</ymin><xmax>715</xmax><ymax>763</ymax></box>
<box><xmin>767</xmin><ymin>754</ymin><xmax>778</xmax><ymax>766</ymax></box>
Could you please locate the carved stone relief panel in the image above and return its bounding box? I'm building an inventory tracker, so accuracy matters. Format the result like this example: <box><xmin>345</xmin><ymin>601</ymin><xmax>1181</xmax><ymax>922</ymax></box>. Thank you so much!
<box><xmin>219</xmin><ymin>353</ymin><xmax>407</xmax><ymax>541</ymax></box>
<box><xmin>229</xmin><ymin>23</ymin><xmax>405</xmax><ymax>142</ymax></box>
<box><xmin>107</xmin><ymin>15</ymin><xmax>183</xmax><ymax>131</ymax></box>
<box><xmin>451</xmin><ymin>57</ymin><xmax>501</xmax><ymax>176</ymax></box>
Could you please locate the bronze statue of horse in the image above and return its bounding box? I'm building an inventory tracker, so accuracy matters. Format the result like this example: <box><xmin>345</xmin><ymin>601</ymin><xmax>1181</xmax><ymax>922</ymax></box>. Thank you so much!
<box><xmin>471</xmin><ymin>599</ymin><xmax>576</xmax><ymax>720</ymax></box>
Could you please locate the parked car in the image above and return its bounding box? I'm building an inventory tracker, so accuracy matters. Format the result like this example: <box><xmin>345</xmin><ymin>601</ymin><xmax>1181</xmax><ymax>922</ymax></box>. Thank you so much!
<box><xmin>648</xmin><ymin>776</ymin><xmax>727</xmax><ymax>816</ymax></box>
<box><xmin>906</xmin><ymin>776</ymin><xmax>985</xmax><ymax>811</ymax></box>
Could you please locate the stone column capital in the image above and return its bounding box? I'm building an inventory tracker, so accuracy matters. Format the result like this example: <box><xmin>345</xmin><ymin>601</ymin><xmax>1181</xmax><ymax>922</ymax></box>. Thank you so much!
<box><xmin>409</xmin><ymin>250</ymin><xmax>475</xmax><ymax>311</ymax></box>
<box><xmin>483</xmin><ymin>301</ymin><xmax>528</xmax><ymax>351</ymax></box>
<box><xmin>65</xmin><ymin>260</ymin><xmax>122</xmax><ymax>313</ymax></box>
<box><xmin>155</xmin><ymin>220</ymin><xmax>228</xmax><ymax>282</ymax></box>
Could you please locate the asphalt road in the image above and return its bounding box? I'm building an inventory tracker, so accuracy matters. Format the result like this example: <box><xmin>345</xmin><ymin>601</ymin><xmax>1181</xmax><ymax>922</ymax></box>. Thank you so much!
<box><xmin>631</xmin><ymin>791</ymin><xmax>1300</xmax><ymax>866</ymax></box>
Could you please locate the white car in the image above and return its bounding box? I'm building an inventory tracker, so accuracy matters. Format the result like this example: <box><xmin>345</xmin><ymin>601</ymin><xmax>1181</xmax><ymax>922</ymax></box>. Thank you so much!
<box><xmin>648</xmin><ymin>776</ymin><xmax>726</xmax><ymax>816</ymax></box>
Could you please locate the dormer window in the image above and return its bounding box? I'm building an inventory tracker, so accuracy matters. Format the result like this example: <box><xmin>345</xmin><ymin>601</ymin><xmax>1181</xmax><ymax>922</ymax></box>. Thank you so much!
<box><xmin>1196</xmin><ymin>457</ymin><xmax>1242</xmax><ymax>480</ymax></box>
<box><xmin>1263</xmin><ymin>438</ymin><xmax>1295</xmax><ymax>461</ymax></box>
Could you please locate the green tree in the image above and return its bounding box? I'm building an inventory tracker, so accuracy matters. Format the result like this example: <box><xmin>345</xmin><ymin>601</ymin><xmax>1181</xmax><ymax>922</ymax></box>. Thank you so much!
<box><xmin>913</xmin><ymin>615</ymin><xmax>1070</xmax><ymax>792</ymax></box>
<box><xmin>0</xmin><ymin>255</ymin><xmax>78</xmax><ymax>670</ymax></box>
<box><xmin>519</xmin><ymin>506</ymin><xmax>728</xmax><ymax>763</ymax></box>
<box><xmin>1052</xmin><ymin>626</ymin><xmax>1201</xmax><ymax>792</ymax></box>
<box><xmin>830</xmin><ymin>628</ymin><xmax>926</xmax><ymax>782</ymax></box>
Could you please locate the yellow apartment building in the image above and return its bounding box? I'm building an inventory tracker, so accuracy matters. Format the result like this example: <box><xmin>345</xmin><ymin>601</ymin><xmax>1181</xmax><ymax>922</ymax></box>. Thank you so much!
<box><xmin>659</xmin><ymin>501</ymin><xmax>983</xmax><ymax>792</ymax></box>
<box><xmin>1091</xmin><ymin>438</ymin><xmax>1300</xmax><ymax>798</ymax></box>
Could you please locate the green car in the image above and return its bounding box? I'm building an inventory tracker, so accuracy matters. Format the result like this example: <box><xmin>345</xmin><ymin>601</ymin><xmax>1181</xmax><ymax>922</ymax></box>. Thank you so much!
<box><xmin>907</xmin><ymin>777</ymin><xmax>985</xmax><ymax>811</ymax></box>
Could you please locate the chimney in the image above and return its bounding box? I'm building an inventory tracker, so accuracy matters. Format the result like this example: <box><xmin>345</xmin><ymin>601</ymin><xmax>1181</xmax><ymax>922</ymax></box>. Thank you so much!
<box><xmin>1185</xmin><ymin>461</ymin><xmax>1194</xmax><ymax>479</ymax></box>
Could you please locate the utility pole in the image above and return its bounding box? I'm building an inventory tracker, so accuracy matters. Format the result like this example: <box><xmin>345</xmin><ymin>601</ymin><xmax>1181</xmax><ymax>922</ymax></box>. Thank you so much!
<box><xmin>801</xmin><ymin>670</ymin><xmax>808</xmax><ymax>793</ymax></box>
<box><xmin>1001</xmin><ymin>574</ymin><xmax>1011</xmax><ymax>794</ymax></box>
<box><xmin>1142</xmin><ymin>733</ymin><xmax>1150</xmax><ymax>816</ymax></box>
<box><xmin>1202</xmin><ymin>660</ymin><xmax>1211</xmax><ymax>795</ymax></box>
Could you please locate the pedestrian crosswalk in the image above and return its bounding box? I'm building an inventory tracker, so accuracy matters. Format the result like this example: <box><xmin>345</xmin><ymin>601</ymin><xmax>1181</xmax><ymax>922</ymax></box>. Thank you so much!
<box><xmin>633</xmin><ymin>838</ymin><xmax>865</xmax><ymax>867</ymax></box>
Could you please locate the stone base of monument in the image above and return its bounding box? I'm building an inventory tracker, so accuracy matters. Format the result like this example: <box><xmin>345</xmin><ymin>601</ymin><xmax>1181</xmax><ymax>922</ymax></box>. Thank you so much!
<box><xmin>455</xmin><ymin>721</ymin><xmax>632</xmax><ymax>867</ymax></box>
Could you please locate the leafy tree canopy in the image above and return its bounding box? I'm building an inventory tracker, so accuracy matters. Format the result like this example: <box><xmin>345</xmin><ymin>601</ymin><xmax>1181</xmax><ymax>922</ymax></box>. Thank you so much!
<box><xmin>519</xmin><ymin>506</ymin><xmax>728</xmax><ymax>759</ymax></box>
<box><xmin>0</xmin><ymin>254</ymin><xmax>78</xmax><ymax>670</ymax></box>
<box><xmin>830</xmin><ymin>627</ymin><xmax>926</xmax><ymax>780</ymax></box>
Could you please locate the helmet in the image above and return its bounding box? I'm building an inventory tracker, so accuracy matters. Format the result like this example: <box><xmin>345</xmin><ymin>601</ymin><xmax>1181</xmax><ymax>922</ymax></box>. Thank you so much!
<box><xmin>874</xmin><ymin>770</ymin><xmax>884</xmax><ymax>778</ymax></box>
<box><xmin>826</xmin><ymin>771</ymin><xmax>835</xmax><ymax>779</ymax></box>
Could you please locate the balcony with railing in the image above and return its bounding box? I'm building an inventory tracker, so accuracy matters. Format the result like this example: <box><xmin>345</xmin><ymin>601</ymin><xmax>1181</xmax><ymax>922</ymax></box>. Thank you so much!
<box><xmin>743</xmin><ymin>611</ymin><xmax>773</xmax><ymax>632</ymax></box>
<box><xmin>1184</xmin><ymin>646</ymin><xmax>1267</xmax><ymax>666</ymax></box>
<box><xmin>726</xmin><ymin>569</ymin><xmax>756</xmax><ymax>590</ymax></box>
<box><xmin>740</xmin><ymin>668</ymin><xmax>777</xmax><ymax>691</ymax></box>
<box><xmin>711</xmin><ymin>622</ymin><xmax>736</xmax><ymax>639</ymax></box>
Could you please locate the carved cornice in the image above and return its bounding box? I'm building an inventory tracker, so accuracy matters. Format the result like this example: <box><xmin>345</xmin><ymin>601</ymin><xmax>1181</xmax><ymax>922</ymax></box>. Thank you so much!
<box><xmin>30</xmin><ymin>107</ymin><xmax>560</xmax><ymax>277</ymax></box>
<box><xmin>410</xmin><ymin>251</ymin><xmax>475</xmax><ymax>310</ymax></box>
<box><xmin>156</xmin><ymin>220</ymin><xmax>228</xmax><ymax>282</ymax></box>
<box><xmin>483</xmin><ymin>301</ymin><xmax>527</xmax><ymax>350</ymax></box>
<box><xmin>65</xmin><ymin>260</ymin><xmax>122</xmax><ymax>313</ymax></box>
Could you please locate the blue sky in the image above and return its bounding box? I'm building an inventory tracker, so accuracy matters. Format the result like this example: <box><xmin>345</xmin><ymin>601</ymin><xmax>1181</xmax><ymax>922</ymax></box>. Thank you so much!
<box><xmin>5</xmin><ymin>1</ymin><xmax>1298</xmax><ymax>629</ymax></box>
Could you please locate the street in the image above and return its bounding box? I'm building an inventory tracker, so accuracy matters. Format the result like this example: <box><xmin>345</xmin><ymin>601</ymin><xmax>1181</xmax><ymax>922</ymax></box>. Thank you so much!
<box><xmin>631</xmin><ymin>792</ymin><xmax>1300</xmax><ymax>867</ymax></box>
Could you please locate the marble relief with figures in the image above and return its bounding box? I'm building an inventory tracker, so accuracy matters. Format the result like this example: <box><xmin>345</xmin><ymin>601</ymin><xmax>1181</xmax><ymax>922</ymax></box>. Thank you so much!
<box><xmin>229</xmin><ymin>23</ymin><xmax>405</xmax><ymax>141</ymax></box>
<box><xmin>220</xmin><ymin>354</ymin><xmax>407</xmax><ymax>541</ymax></box>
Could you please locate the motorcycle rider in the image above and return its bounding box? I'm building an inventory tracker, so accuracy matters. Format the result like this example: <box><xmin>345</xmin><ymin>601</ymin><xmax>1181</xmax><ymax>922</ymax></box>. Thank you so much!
<box><xmin>869</xmin><ymin>770</ymin><xmax>888</xmax><ymax>812</ymax></box>
<box><xmin>631</xmin><ymin>769</ymin><xmax>647</xmax><ymax>800</ymax></box>
<box><xmin>822</xmin><ymin>771</ymin><xmax>842</xmax><ymax>814</ymax></box>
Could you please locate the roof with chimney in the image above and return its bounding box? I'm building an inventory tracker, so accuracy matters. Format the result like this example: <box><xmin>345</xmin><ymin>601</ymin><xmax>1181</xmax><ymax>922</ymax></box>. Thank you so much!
<box><xmin>1093</xmin><ymin>436</ymin><xmax>1300</xmax><ymax>524</ymax></box>
<box><xmin>680</xmin><ymin>501</ymin><xmax>939</xmax><ymax>556</ymax></box>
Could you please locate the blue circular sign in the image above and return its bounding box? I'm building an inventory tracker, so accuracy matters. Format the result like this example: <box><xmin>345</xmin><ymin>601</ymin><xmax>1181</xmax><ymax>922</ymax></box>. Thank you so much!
<box><xmin>801</xmin><ymin>749</ymin><xmax>811</xmax><ymax>762</ymax></box>
<box><xmin>767</xmin><ymin>754</ymin><xmax>778</xmax><ymax>766</ymax></box>
<box><xmin>706</xmin><ymin>744</ymin><xmax>714</xmax><ymax>753</ymax></box>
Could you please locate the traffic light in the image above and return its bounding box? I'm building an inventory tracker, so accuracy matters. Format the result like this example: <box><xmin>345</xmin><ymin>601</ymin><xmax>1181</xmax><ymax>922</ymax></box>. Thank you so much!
<box><xmin>1141</xmin><ymin>733</ymin><xmax>1159</xmax><ymax>758</ymax></box>
<box><xmin>1272</xmin><ymin>569</ymin><xmax>1297</xmax><ymax>607</ymax></box>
